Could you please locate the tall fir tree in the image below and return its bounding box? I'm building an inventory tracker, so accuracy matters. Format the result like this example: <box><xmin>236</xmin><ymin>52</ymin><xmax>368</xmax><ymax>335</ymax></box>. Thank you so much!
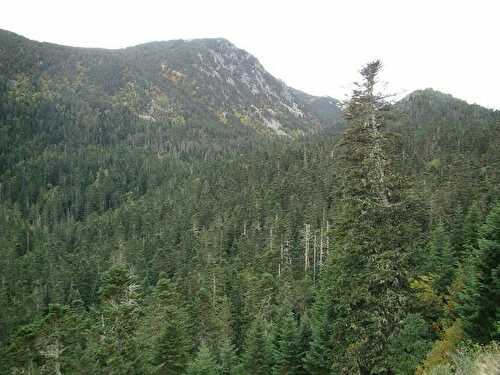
<box><xmin>458</xmin><ymin>203</ymin><xmax>500</xmax><ymax>343</ymax></box>
<box><xmin>273</xmin><ymin>311</ymin><xmax>301</xmax><ymax>375</ymax></box>
<box><xmin>186</xmin><ymin>343</ymin><xmax>220</xmax><ymax>375</ymax></box>
<box><xmin>136</xmin><ymin>273</ymin><xmax>192</xmax><ymax>374</ymax></box>
<box><xmin>295</xmin><ymin>314</ymin><xmax>312</xmax><ymax>375</ymax></box>
<box><xmin>309</xmin><ymin>60</ymin><xmax>424</xmax><ymax>374</ymax></box>
<box><xmin>304</xmin><ymin>286</ymin><xmax>335</xmax><ymax>375</ymax></box>
<box><xmin>462</xmin><ymin>202</ymin><xmax>482</xmax><ymax>254</ymax></box>
<box><xmin>217</xmin><ymin>336</ymin><xmax>240</xmax><ymax>375</ymax></box>
<box><xmin>427</xmin><ymin>222</ymin><xmax>456</xmax><ymax>294</ymax></box>
<box><xmin>3</xmin><ymin>304</ymin><xmax>89</xmax><ymax>374</ymax></box>
<box><xmin>241</xmin><ymin>316</ymin><xmax>275</xmax><ymax>375</ymax></box>
<box><xmin>85</xmin><ymin>264</ymin><xmax>143</xmax><ymax>374</ymax></box>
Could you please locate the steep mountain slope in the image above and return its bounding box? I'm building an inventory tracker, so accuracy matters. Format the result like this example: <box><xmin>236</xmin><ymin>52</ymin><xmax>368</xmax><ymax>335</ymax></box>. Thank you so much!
<box><xmin>0</xmin><ymin>29</ymin><xmax>343</xmax><ymax>138</ymax></box>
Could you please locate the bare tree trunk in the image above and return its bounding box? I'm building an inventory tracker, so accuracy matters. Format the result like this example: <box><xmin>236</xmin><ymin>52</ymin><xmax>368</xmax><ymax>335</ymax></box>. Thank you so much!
<box><xmin>279</xmin><ymin>241</ymin><xmax>284</xmax><ymax>277</ymax></box>
<box><xmin>313</xmin><ymin>233</ymin><xmax>317</xmax><ymax>284</ymax></box>
<box><xmin>326</xmin><ymin>221</ymin><xmax>330</xmax><ymax>257</ymax></box>
<box><xmin>320</xmin><ymin>227</ymin><xmax>324</xmax><ymax>268</ymax></box>
<box><xmin>212</xmin><ymin>274</ymin><xmax>216</xmax><ymax>308</ymax></box>
<box><xmin>304</xmin><ymin>224</ymin><xmax>310</xmax><ymax>271</ymax></box>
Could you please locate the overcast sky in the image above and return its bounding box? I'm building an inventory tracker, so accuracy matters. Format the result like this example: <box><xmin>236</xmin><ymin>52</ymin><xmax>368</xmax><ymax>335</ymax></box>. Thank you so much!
<box><xmin>2</xmin><ymin>0</ymin><xmax>499</xmax><ymax>109</ymax></box>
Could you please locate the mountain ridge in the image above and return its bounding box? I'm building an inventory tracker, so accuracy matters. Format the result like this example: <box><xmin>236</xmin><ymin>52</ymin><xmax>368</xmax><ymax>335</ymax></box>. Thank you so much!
<box><xmin>1</xmin><ymin>28</ymin><xmax>497</xmax><ymax>142</ymax></box>
<box><xmin>0</xmin><ymin>29</ymin><xmax>343</xmax><ymax>137</ymax></box>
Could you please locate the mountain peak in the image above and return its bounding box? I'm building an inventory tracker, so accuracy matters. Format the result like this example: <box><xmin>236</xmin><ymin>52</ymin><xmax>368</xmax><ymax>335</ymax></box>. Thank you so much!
<box><xmin>117</xmin><ymin>35</ymin><xmax>343</xmax><ymax>134</ymax></box>
<box><xmin>398</xmin><ymin>88</ymin><xmax>498</xmax><ymax>126</ymax></box>
<box><xmin>401</xmin><ymin>88</ymin><xmax>497</xmax><ymax>113</ymax></box>
<box><xmin>403</xmin><ymin>88</ymin><xmax>462</xmax><ymax>103</ymax></box>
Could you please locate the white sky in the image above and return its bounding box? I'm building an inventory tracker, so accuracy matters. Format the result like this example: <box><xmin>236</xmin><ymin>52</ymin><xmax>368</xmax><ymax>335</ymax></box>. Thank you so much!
<box><xmin>1</xmin><ymin>0</ymin><xmax>499</xmax><ymax>109</ymax></box>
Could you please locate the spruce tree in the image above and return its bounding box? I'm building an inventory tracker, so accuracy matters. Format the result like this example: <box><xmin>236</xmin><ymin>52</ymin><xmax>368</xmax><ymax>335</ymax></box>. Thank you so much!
<box><xmin>304</xmin><ymin>290</ymin><xmax>334</xmax><ymax>375</ymax></box>
<box><xmin>462</xmin><ymin>202</ymin><xmax>482</xmax><ymax>254</ymax></box>
<box><xmin>310</xmin><ymin>61</ymin><xmax>424</xmax><ymax>374</ymax></box>
<box><xmin>77</xmin><ymin>265</ymin><xmax>144</xmax><ymax>374</ymax></box>
<box><xmin>136</xmin><ymin>273</ymin><xmax>192</xmax><ymax>374</ymax></box>
<box><xmin>295</xmin><ymin>314</ymin><xmax>312</xmax><ymax>375</ymax></box>
<box><xmin>4</xmin><ymin>304</ymin><xmax>89</xmax><ymax>374</ymax></box>
<box><xmin>458</xmin><ymin>203</ymin><xmax>500</xmax><ymax>343</ymax></box>
<box><xmin>242</xmin><ymin>316</ymin><xmax>275</xmax><ymax>375</ymax></box>
<box><xmin>273</xmin><ymin>311</ymin><xmax>301</xmax><ymax>375</ymax></box>
<box><xmin>217</xmin><ymin>336</ymin><xmax>240</xmax><ymax>375</ymax></box>
<box><xmin>186</xmin><ymin>343</ymin><xmax>219</xmax><ymax>375</ymax></box>
<box><xmin>428</xmin><ymin>222</ymin><xmax>456</xmax><ymax>294</ymax></box>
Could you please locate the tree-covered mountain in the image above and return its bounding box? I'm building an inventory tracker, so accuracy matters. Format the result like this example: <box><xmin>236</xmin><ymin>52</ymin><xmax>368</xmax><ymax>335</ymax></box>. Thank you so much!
<box><xmin>0</xmin><ymin>29</ymin><xmax>343</xmax><ymax>139</ymax></box>
<box><xmin>1</xmin><ymin>30</ymin><xmax>499</xmax><ymax>374</ymax></box>
<box><xmin>397</xmin><ymin>88</ymin><xmax>499</xmax><ymax>164</ymax></box>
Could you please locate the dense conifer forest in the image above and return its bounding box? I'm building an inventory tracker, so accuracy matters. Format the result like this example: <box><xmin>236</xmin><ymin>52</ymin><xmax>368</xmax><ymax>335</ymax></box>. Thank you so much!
<box><xmin>0</xmin><ymin>30</ymin><xmax>499</xmax><ymax>374</ymax></box>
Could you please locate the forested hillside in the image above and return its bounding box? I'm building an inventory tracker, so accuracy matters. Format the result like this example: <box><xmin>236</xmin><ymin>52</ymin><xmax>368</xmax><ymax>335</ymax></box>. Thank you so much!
<box><xmin>0</xmin><ymin>29</ymin><xmax>343</xmax><ymax>140</ymax></box>
<box><xmin>0</xmin><ymin>31</ymin><xmax>499</xmax><ymax>374</ymax></box>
